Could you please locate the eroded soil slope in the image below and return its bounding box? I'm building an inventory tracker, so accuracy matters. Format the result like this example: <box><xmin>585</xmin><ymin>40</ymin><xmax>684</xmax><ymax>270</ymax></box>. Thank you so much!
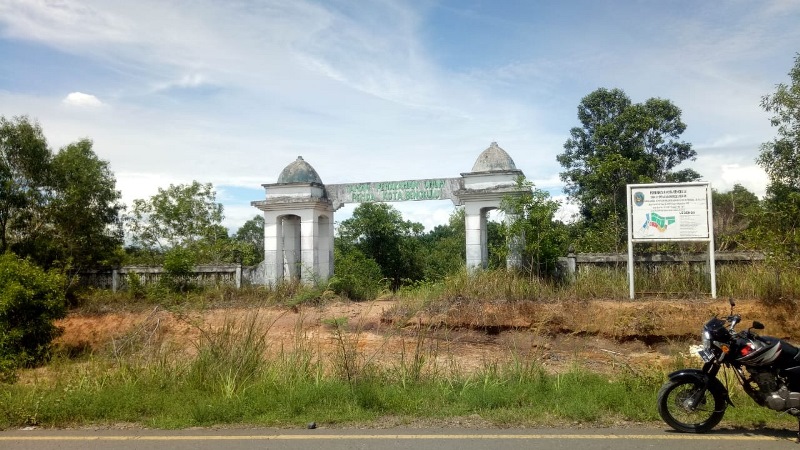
<box><xmin>54</xmin><ymin>298</ymin><xmax>800</xmax><ymax>375</ymax></box>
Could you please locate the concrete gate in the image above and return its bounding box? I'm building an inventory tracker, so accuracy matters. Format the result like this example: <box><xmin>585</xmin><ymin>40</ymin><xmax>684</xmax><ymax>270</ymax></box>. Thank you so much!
<box><xmin>251</xmin><ymin>142</ymin><xmax>529</xmax><ymax>285</ymax></box>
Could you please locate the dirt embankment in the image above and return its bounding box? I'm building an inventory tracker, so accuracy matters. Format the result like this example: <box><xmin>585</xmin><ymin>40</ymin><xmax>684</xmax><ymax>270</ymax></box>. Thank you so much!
<box><xmin>55</xmin><ymin>298</ymin><xmax>800</xmax><ymax>374</ymax></box>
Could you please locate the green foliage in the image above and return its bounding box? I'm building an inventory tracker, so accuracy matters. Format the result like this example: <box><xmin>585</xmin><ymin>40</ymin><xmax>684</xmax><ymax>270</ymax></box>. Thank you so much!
<box><xmin>712</xmin><ymin>184</ymin><xmax>761</xmax><ymax>251</ymax></box>
<box><xmin>161</xmin><ymin>247</ymin><xmax>198</xmax><ymax>293</ymax></box>
<box><xmin>125</xmin><ymin>181</ymin><xmax>251</xmax><ymax>268</ymax></box>
<box><xmin>0</xmin><ymin>116</ymin><xmax>50</xmax><ymax>256</ymax></box>
<box><xmin>329</xmin><ymin>247</ymin><xmax>385</xmax><ymax>300</ymax></box>
<box><xmin>417</xmin><ymin>208</ymin><xmax>467</xmax><ymax>279</ymax></box>
<box><xmin>755</xmin><ymin>53</ymin><xmax>800</xmax><ymax>267</ymax></box>
<box><xmin>337</xmin><ymin>203</ymin><xmax>424</xmax><ymax>290</ymax></box>
<box><xmin>0</xmin><ymin>253</ymin><xmax>66</xmax><ymax>382</ymax></box>
<box><xmin>233</xmin><ymin>215</ymin><xmax>264</xmax><ymax>266</ymax></box>
<box><xmin>126</xmin><ymin>181</ymin><xmax>224</xmax><ymax>254</ymax></box>
<box><xmin>0</xmin><ymin>117</ymin><xmax>123</xmax><ymax>277</ymax></box>
<box><xmin>558</xmin><ymin>88</ymin><xmax>700</xmax><ymax>250</ymax></box>
<box><xmin>501</xmin><ymin>178</ymin><xmax>569</xmax><ymax>278</ymax></box>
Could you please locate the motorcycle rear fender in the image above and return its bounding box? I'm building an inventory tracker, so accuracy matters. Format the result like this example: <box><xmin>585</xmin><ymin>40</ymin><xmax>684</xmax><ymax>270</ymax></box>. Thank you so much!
<box><xmin>667</xmin><ymin>368</ymin><xmax>733</xmax><ymax>407</ymax></box>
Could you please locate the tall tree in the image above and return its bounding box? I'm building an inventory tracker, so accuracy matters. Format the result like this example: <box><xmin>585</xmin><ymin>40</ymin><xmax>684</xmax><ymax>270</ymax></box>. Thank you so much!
<box><xmin>0</xmin><ymin>116</ymin><xmax>50</xmax><ymax>254</ymax></box>
<box><xmin>127</xmin><ymin>181</ymin><xmax>224</xmax><ymax>252</ymax></box>
<box><xmin>336</xmin><ymin>203</ymin><xmax>424</xmax><ymax>290</ymax></box>
<box><xmin>0</xmin><ymin>117</ymin><xmax>123</xmax><ymax>278</ymax></box>
<box><xmin>557</xmin><ymin>88</ymin><xmax>700</xmax><ymax>250</ymax></box>
<box><xmin>756</xmin><ymin>53</ymin><xmax>800</xmax><ymax>262</ymax></box>
<box><xmin>46</xmin><ymin>139</ymin><xmax>124</xmax><ymax>270</ymax></box>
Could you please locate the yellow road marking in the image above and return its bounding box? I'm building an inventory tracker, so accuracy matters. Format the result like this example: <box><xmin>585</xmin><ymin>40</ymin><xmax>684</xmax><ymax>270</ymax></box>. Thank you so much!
<box><xmin>0</xmin><ymin>434</ymin><xmax>792</xmax><ymax>442</ymax></box>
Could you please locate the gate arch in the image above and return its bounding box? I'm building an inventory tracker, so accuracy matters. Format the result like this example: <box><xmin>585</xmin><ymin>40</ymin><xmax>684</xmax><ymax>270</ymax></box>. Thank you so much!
<box><xmin>252</xmin><ymin>142</ymin><xmax>528</xmax><ymax>285</ymax></box>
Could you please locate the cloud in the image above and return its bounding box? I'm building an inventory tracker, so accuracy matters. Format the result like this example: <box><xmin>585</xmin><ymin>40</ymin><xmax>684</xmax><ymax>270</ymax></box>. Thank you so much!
<box><xmin>62</xmin><ymin>92</ymin><xmax>103</xmax><ymax>107</ymax></box>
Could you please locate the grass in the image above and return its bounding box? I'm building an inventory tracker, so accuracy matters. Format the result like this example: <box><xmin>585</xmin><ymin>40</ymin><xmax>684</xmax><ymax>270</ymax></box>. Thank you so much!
<box><xmin>3</xmin><ymin>264</ymin><xmax>800</xmax><ymax>431</ymax></box>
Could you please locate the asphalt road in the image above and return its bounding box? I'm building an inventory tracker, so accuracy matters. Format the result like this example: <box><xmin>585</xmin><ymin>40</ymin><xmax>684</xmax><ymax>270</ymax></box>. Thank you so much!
<box><xmin>1</xmin><ymin>427</ymin><xmax>798</xmax><ymax>450</ymax></box>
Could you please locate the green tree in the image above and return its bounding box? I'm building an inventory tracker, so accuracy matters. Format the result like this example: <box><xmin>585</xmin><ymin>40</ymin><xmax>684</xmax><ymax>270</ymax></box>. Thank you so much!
<box><xmin>0</xmin><ymin>253</ymin><xmax>66</xmax><ymax>382</ymax></box>
<box><xmin>126</xmin><ymin>181</ymin><xmax>225</xmax><ymax>260</ymax></box>
<box><xmin>336</xmin><ymin>203</ymin><xmax>424</xmax><ymax>290</ymax></box>
<box><xmin>46</xmin><ymin>139</ymin><xmax>124</xmax><ymax>271</ymax></box>
<box><xmin>0</xmin><ymin>117</ymin><xmax>123</xmax><ymax>279</ymax></box>
<box><xmin>501</xmin><ymin>179</ymin><xmax>569</xmax><ymax>278</ymax></box>
<box><xmin>712</xmin><ymin>184</ymin><xmax>760</xmax><ymax>251</ymax></box>
<box><xmin>233</xmin><ymin>215</ymin><xmax>265</xmax><ymax>266</ymax></box>
<box><xmin>756</xmin><ymin>53</ymin><xmax>800</xmax><ymax>262</ymax></box>
<box><xmin>0</xmin><ymin>116</ymin><xmax>50</xmax><ymax>254</ymax></box>
<box><xmin>418</xmin><ymin>208</ymin><xmax>466</xmax><ymax>280</ymax></box>
<box><xmin>558</xmin><ymin>88</ymin><xmax>700</xmax><ymax>250</ymax></box>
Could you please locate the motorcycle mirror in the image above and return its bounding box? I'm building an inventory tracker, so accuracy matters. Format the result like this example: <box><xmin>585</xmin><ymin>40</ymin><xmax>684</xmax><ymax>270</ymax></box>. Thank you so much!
<box><xmin>729</xmin><ymin>297</ymin><xmax>736</xmax><ymax>308</ymax></box>
<box><xmin>752</xmin><ymin>321</ymin><xmax>765</xmax><ymax>330</ymax></box>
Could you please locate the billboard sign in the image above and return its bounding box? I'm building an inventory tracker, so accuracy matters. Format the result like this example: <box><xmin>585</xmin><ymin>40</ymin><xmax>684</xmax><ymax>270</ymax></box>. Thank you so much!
<box><xmin>629</xmin><ymin>183</ymin><xmax>711</xmax><ymax>242</ymax></box>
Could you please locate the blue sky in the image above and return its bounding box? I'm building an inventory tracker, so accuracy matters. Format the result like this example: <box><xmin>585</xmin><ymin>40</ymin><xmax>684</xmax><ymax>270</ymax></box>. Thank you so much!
<box><xmin>1</xmin><ymin>0</ymin><xmax>797</xmax><ymax>232</ymax></box>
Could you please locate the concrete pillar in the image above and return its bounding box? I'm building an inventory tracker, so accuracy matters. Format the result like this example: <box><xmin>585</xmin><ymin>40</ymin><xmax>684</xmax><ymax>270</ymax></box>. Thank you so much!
<box><xmin>283</xmin><ymin>215</ymin><xmax>301</xmax><ymax>279</ymax></box>
<box><xmin>263</xmin><ymin>212</ymin><xmax>284</xmax><ymax>284</ymax></box>
<box><xmin>464</xmin><ymin>204</ymin><xmax>485</xmax><ymax>270</ymax></box>
<box><xmin>318</xmin><ymin>214</ymin><xmax>333</xmax><ymax>281</ymax></box>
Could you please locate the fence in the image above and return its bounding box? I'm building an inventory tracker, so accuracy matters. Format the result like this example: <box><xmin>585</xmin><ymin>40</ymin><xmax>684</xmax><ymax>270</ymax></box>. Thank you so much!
<box><xmin>557</xmin><ymin>251</ymin><xmax>765</xmax><ymax>278</ymax></box>
<box><xmin>79</xmin><ymin>252</ymin><xmax>766</xmax><ymax>292</ymax></box>
<box><xmin>79</xmin><ymin>264</ymin><xmax>261</xmax><ymax>292</ymax></box>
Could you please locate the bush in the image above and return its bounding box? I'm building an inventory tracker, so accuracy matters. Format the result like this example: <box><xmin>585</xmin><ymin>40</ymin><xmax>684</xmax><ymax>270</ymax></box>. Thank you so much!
<box><xmin>329</xmin><ymin>248</ymin><xmax>385</xmax><ymax>301</ymax></box>
<box><xmin>162</xmin><ymin>247</ymin><xmax>196</xmax><ymax>292</ymax></box>
<box><xmin>0</xmin><ymin>253</ymin><xmax>66</xmax><ymax>382</ymax></box>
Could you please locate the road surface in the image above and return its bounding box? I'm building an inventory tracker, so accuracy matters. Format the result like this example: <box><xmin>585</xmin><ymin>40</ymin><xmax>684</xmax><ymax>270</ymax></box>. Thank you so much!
<box><xmin>1</xmin><ymin>427</ymin><xmax>796</xmax><ymax>450</ymax></box>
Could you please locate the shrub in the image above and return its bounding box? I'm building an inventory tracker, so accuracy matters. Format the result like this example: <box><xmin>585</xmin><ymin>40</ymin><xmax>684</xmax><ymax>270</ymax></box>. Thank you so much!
<box><xmin>162</xmin><ymin>247</ymin><xmax>196</xmax><ymax>292</ymax></box>
<box><xmin>329</xmin><ymin>248</ymin><xmax>385</xmax><ymax>301</ymax></box>
<box><xmin>0</xmin><ymin>253</ymin><xmax>66</xmax><ymax>382</ymax></box>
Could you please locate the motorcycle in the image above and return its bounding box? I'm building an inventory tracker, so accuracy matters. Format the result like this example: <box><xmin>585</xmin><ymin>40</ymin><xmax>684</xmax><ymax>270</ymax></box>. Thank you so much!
<box><xmin>657</xmin><ymin>298</ymin><xmax>800</xmax><ymax>438</ymax></box>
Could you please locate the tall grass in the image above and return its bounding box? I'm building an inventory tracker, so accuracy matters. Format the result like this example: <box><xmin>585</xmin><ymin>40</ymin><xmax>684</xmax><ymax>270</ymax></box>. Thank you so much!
<box><xmin>3</xmin><ymin>315</ymin><xmax>793</xmax><ymax>430</ymax></box>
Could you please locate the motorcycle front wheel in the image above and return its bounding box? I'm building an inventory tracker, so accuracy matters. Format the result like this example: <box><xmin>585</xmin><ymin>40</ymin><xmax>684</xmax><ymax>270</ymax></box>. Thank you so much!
<box><xmin>657</xmin><ymin>379</ymin><xmax>726</xmax><ymax>433</ymax></box>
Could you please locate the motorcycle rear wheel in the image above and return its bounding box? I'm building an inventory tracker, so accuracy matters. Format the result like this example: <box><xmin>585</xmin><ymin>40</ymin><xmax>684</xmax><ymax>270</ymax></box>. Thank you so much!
<box><xmin>657</xmin><ymin>379</ymin><xmax>726</xmax><ymax>433</ymax></box>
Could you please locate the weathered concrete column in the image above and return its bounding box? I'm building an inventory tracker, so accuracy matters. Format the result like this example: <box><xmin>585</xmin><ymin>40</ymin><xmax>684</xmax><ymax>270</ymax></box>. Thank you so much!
<box><xmin>263</xmin><ymin>213</ymin><xmax>284</xmax><ymax>282</ymax></box>
<box><xmin>464</xmin><ymin>204</ymin><xmax>488</xmax><ymax>270</ymax></box>
<box><xmin>283</xmin><ymin>215</ymin><xmax>301</xmax><ymax>279</ymax></box>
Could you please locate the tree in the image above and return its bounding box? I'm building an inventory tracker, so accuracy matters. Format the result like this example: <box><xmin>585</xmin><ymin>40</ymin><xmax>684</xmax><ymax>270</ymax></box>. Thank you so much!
<box><xmin>0</xmin><ymin>116</ymin><xmax>50</xmax><ymax>254</ymax></box>
<box><xmin>557</xmin><ymin>88</ymin><xmax>700</xmax><ymax>250</ymax></box>
<box><xmin>233</xmin><ymin>215</ymin><xmax>265</xmax><ymax>266</ymax></box>
<box><xmin>712</xmin><ymin>185</ymin><xmax>760</xmax><ymax>251</ymax></box>
<box><xmin>0</xmin><ymin>117</ymin><xmax>123</xmax><ymax>278</ymax></box>
<box><xmin>127</xmin><ymin>181</ymin><xmax>225</xmax><ymax>256</ymax></box>
<box><xmin>501</xmin><ymin>179</ymin><xmax>568</xmax><ymax>278</ymax></box>
<box><xmin>336</xmin><ymin>203</ymin><xmax>424</xmax><ymax>290</ymax></box>
<box><xmin>418</xmin><ymin>208</ymin><xmax>466</xmax><ymax>280</ymax></box>
<box><xmin>46</xmin><ymin>139</ymin><xmax>124</xmax><ymax>271</ymax></box>
<box><xmin>756</xmin><ymin>53</ymin><xmax>800</xmax><ymax>262</ymax></box>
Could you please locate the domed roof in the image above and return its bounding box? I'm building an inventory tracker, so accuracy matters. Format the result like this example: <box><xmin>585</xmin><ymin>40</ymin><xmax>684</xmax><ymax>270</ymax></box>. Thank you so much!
<box><xmin>471</xmin><ymin>142</ymin><xmax>517</xmax><ymax>172</ymax></box>
<box><xmin>277</xmin><ymin>156</ymin><xmax>324</xmax><ymax>184</ymax></box>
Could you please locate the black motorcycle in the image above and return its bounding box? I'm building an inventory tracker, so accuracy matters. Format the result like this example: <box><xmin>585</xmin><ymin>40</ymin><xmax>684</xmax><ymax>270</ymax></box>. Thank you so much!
<box><xmin>657</xmin><ymin>298</ymin><xmax>800</xmax><ymax>438</ymax></box>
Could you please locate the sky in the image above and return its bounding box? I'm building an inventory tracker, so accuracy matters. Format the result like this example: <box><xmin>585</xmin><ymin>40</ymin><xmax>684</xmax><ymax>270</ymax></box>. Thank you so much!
<box><xmin>0</xmin><ymin>0</ymin><xmax>797</xmax><ymax>233</ymax></box>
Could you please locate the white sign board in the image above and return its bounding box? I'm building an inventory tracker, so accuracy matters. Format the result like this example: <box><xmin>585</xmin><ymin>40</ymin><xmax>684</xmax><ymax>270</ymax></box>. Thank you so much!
<box><xmin>629</xmin><ymin>184</ymin><xmax>711</xmax><ymax>242</ymax></box>
<box><xmin>626</xmin><ymin>182</ymin><xmax>715</xmax><ymax>299</ymax></box>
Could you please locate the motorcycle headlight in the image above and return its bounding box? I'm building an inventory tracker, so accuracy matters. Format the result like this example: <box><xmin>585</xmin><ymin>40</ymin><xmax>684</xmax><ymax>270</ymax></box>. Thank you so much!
<box><xmin>701</xmin><ymin>330</ymin><xmax>712</xmax><ymax>350</ymax></box>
